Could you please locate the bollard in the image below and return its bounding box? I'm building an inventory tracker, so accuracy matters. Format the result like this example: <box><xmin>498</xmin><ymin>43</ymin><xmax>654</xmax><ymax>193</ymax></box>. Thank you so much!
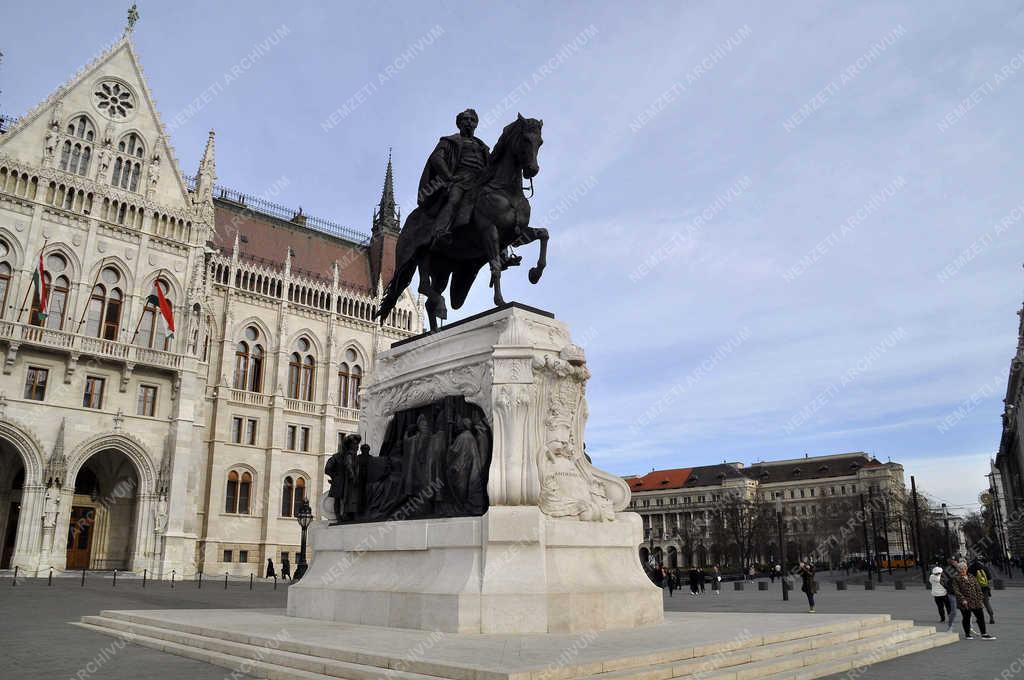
<box><xmin>224</xmin><ymin>572</ymin><xmax>229</xmax><ymax>590</ymax></box>
<box><xmin>48</xmin><ymin>568</ymin><xmax>53</xmax><ymax>587</ymax></box>
<box><xmin>11</xmin><ymin>565</ymin><xmax>17</xmax><ymax>586</ymax></box>
<box><xmin>250</xmin><ymin>573</ymin><xmax>254</xmax><ymax>591</ymax></box>
<box><xmin>273</xmin><ymin>575</ymin><xmax>278</xmax><ymax>591</ymax></box>
<box><xmin>198</xmin><ymin>571</ymin><xmax>203</xmax><ymax>589</ymax></box>
<box><xmin>142</xmin><ymin>568</ymin><xmax>147</xmax><ymax>588</ymax></box>
<box><xmin>733</xmin><ymin>581</ymin><xmax>744</xmax><ymax>591</ymax></box>
<box><xmin>894</xmin><ymin>580</ymin><xmax>905</xmax><ymax>590</ymax></box>
<box><xmin>171</xmin><ymin>570</ymin><xmax>175</xmax><ymax>589</ymax></box>
<box><xmin>864</xmin><ymin>580</ymin><xmax>874</xmax><ymax>590</ymax></box>
<box><xmin>836</xmin><ymin>580</ymin><xmax>846</xmax><ymax>590</ymax></box>
<box><xmin>994</xmin><ymin>579</ymin><xmax>1006</xmax><ymax>591</ymax></box>
<box><xmin>758</xmin><ymin>581</ymin><xmax>768</xmax><ymax>591</ymax></box>
<box><xmin>81</xmin><ymin>568</ymin><xmax>86</xmax><ymax>587</ymax></box>
<box><xmin>112</xmin><ymin>569</ymin><xmax>117</xmax><ymax>588</ymax></box>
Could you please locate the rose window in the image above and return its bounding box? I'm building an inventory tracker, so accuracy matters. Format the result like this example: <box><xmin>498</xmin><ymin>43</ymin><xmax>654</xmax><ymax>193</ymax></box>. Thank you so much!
<box><xmin>93</xmin><ymin>81</ymin><xmax>135</xmax><ymax>119</ymax></box>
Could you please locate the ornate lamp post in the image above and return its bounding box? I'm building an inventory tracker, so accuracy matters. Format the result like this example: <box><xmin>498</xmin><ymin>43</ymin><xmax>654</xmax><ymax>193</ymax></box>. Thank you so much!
<box><xmin>776</xmin><ymin>496</ymin><xmax>788</xmax><ymax>601</ymax></box>
<box><xmin>294</xmin><ymin>498</ymin><xmax>313</xmax><ymax>580</ymax></box>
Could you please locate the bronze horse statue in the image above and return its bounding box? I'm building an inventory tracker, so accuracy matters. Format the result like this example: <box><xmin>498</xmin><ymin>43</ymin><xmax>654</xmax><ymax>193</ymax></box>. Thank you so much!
<box><xmin>376</xmin><ymin>115</ymin><xmax>548</xmax><ymax>331</ymax></box>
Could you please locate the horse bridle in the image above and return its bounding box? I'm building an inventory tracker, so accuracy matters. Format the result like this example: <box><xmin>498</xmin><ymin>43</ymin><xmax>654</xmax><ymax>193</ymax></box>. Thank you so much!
<box><xmin>523</xmin><ymin>176</ymin><xmax>534</xmax><ymax>198</ymax></box>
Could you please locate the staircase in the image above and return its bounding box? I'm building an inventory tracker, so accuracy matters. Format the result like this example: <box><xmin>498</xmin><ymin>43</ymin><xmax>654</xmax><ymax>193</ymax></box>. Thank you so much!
<box><xmin>75</xmin><ymin>610</ymin><xmax>956</xmax><ymax>680</ymax></box>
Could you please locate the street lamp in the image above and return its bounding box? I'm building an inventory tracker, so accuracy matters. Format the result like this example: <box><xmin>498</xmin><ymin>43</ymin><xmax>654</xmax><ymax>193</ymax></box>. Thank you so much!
<box><xmin>942</xmin><ymin>503</ymin><xmax>952</xmax><ymax>560</ymax></box>
<box><xmin>775</xmin><ymin>497</ymin><xmax>788</xmax><ymax>601</ymax></box>
<box><xmin>294</xmin><ymin>498</ymin><xmax>313</xmax><ymax>580</ymax></box>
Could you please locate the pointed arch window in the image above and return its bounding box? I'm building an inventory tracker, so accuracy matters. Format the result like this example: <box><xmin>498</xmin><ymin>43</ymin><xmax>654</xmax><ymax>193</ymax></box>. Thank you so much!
<box><xmin>287</xmin><ymin>338</ymin><xmax>316</xmax><ymax>401</ymax></box>
<box><xmin>0</xmin><ymin>261</ymin><xmax>11</xmax><ymax>320</ymax></box>
<box><xmin>111</xmin><ymin>133</ymin><xmax>144</xmax><ymax>192</ymax></box>
<box><xmin>60</xmin><ymin>116</ymin><xmax>95</xmax><ymax>176</ymax></box>
<box><xmin>338</xmin><ymin>349</ymin><xmax>362</xmax><ymax>408</ymax></box>
<box><xmin>225</xmin><ymin>469</ymin><xmax>253</xmax><ymax>515</ymax></box>
<box><xmin>233</xmin><ymin>326</ymin><xmax>264</xmax><ymax>391</ymax></box>
<box><xmin>136</xmin><ymin>278</ymin><xmax>173</xmax><ymax>350</ymax></box>
<box><xmin>85</xmin><ymin>267</ymin><xmax>124</xmax><ymax>340</ymax></box>
<box><xmin>280</xmin><ymin>476</ymin><xmax>307</xmax><ymax>517</ymax></box>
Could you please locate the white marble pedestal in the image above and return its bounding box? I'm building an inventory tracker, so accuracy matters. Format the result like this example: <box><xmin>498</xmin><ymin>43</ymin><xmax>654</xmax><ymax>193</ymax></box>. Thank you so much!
<box><xmin>288</xmin><ymin>303</ymin><xmax>663</xmax><ymax>633</ymax></box>
<box><xmin>287</xmin><ymin>506</ymin><xmax>662</xmax><ymax>633</ymax></box>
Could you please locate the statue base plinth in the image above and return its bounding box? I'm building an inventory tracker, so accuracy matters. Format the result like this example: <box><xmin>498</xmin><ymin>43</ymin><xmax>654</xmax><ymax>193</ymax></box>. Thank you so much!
<box><xmin>287</xmin><ymin>506</ymin><xmax>662</xmax><ymax>633</ymax></box>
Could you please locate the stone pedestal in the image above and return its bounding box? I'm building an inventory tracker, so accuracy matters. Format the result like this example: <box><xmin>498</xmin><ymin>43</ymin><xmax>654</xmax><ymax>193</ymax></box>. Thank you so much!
<box><xmin>288</xmin><ymin>304</ymin><xmax>663</xmax><ymax>633</ymax></box>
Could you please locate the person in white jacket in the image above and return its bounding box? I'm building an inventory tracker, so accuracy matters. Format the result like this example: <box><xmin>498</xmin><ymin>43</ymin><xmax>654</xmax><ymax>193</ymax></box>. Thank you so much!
<box><xmin>930</xmin><ymin>565</ymin><xmax>953</xmax><ymax>626</ymax></box>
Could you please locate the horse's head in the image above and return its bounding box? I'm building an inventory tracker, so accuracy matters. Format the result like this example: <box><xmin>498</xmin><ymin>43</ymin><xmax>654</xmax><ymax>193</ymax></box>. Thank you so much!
<box><xmin>495</xmin><ymin>113</ymin><xmax>543</xmax><ymax>179</ymax></box>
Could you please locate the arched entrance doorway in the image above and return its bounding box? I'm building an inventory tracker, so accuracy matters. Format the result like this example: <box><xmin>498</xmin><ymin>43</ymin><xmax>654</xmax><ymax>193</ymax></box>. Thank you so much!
<box><xmin>67</xmin><ymin>449</ymin><xmax>140</xmax><ymax>570</ymax></box>
<box><xmin>0</xmin><ymin>441</ymin><xmax>25</xmax><ymax>568</ymax></box>
<box><xmin>638</xmin><ymin>546</ymin><xmax>650</xmax><ymax>566</ymax></box>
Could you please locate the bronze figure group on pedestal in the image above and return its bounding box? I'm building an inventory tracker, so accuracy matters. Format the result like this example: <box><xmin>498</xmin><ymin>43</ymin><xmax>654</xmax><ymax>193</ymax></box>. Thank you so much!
<box><xmin>325</xmin><ymin>396</ymin><xmax>491</xmax><ymax>524</ymax></box>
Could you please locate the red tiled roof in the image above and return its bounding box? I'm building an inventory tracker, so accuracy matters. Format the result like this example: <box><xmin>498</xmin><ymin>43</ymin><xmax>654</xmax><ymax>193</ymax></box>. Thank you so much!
<box><xmin>212</xmin><ymin>203</ymin><xmax>373</xmax><ymax>292</ymax></box>
<box><xmin>629</xmin><ymin>468</ymin><xmax>693</xmax><ymax>492</ymax></box>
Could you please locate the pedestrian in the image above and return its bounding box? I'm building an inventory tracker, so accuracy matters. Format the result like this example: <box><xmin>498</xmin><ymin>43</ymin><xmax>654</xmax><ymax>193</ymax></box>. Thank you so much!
<box><xmin>952</xmin><ymin>562</ymin><xmax>996</xmax><ymax>640</ymax></box>
<box><xmin>929</xmin><ymin>566</ymin><xmax>950</xmax><ymax>623</ymax></box>
<box><xmin>748</xmin><ymin>564</ymin><xmax>755</xmax><ymax>582</ymax></box>
<box><xmin>712</xmin><ymin>565</ymin><xmax>722</xmax><ymax>596</ymax></box>
<box><xmin>799</xmin><ymin>561</ymin><xmax>817</xmax><ymax>613</ymax></box>
<box><xmin>281</xmin><ymin>555</ymin><xmax>291</xmax><ymax>582</ymax></box>
<box><xmin>940</xmin><ymin>561</ymin><xmax>959</xmax><ymax>634</ymax></box>
<box><xmin>774</xmin><ymin>563</ymin><xmax>782</xmax><ymax>583</ymax></box>
<box><xmin>667</xmin><ymin>569</ymin><xmax>676</xmax><ymax>597</ymax></box>
<box><xmin>969</xmin><ymin>559</ymin><xmax>995</xmax><ymax>624</ymax></box>
<box><xmin>688</xmin><ymin>567</ymin><xmax>700</xmax><ymax>596</ymax></box>
<box><xmin>265</xmin><ymin>557</ymin><xmax>276</xmax><ymax>579</ymax></box>
<box><xmin>697</xmin><ymin>567</ymin><xmax>706</xmax><ymax>594</ymax></box>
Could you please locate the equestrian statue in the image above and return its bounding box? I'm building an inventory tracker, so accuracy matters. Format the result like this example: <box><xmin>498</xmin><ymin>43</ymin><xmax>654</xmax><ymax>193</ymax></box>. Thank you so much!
<box><xmin>375</xmin><ymin>109</ymin><xmax>548</xmax><ymax>331</ymax></box>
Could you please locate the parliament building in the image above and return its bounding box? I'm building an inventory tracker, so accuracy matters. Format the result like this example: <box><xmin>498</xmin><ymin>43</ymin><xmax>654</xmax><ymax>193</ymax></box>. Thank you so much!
<box><xmin>0</xmin><ymin>28</ymin><xmax>421</xmax><ymax>577</ymax></box>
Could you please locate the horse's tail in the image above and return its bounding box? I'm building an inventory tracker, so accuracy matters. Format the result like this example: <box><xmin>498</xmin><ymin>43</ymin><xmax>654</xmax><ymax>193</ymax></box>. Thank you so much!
<box><xmin>375</xmin><ymin>256</ymin><xmax>416</xmax><ymax>325</ymax></box>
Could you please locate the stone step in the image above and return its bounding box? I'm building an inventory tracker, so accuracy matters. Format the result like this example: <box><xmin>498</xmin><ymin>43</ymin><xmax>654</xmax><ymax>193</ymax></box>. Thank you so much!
<box><xmin>578</xmin><ymin>621</ymin><xmax>933</xmax><ymax>680</ymax></box>
<box><xmin>752</xmin><ymin>632</ymin><xmax>959</xmax><ymax>680</ymax></box>
<box><xmin>74</xmin><ymin>617</ymin><xmax>447</xmax><ymax>680</ymax></box>
<box><xmin>72</xmin><ymin>622</ymin><xmax>334</xmax><ymax>680</ymax></box>
<box><xmin>692</xmin><ymin>628</ymin><xmax>948</xmax><ymax>680</ymax></box>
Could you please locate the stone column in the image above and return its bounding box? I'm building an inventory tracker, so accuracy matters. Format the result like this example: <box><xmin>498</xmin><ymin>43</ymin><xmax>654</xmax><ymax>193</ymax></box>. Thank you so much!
<box><xmin>10</xmin><ymin>484</ymin><xmax>44</xmax><ymax>573</ymax></box>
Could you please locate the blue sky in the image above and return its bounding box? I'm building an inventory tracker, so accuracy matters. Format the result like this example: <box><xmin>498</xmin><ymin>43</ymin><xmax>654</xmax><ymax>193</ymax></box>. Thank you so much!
<box><xmin>3</xmin><ymin>1</ymin><xmax>1023</xmax><ymax>510</ymax></box>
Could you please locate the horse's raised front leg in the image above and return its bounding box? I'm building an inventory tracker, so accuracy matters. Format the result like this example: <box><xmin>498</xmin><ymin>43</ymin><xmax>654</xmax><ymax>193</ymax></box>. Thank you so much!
<box><xmin>417</xmin><ymin>256</ymin><xmax>446</xmax><ymax>331</ymax></box>
<box><xmin>527</xmin><ymin>227</ymin><xmax>548</xmax><ymax>284</ymax></box>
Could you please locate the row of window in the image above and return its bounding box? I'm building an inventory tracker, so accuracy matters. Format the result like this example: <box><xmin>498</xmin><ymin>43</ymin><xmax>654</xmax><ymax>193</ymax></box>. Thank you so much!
<box><xmin>222</xmin><ymin>550</ymin><xmax>293</xmax><ymax>564</ymax></box>
<box><xmin>633</xmin><ymin>483</ymin><xmax>866</xmax><ymax>509</ymax></box>
<box><xmin>224</xmin><ymin>470</ymin><xmax>307</xmax><ymax>517</ymax></box>
<box><xmin>58</xmin><ymin>116</ymin><xmax>150</xmax><ymax>195</ymax></box>
<box><xmin>232</xmin><ymin>327</ymin><xmax>363</xmax><ymax>405</ymax></box>
<box><xmin>0</xmin><ymin>249</ymin><xmax>174</xmax><ymax>350</ymax></box>
<box><xmin>230</xmin><ymin>418</ymin><xmax>311</xmax><ymax>452</ymax></box>
<box><xmin>24</xmin><ymin>366</ymin><xmax>158</xmax><ymax>415</ymax></box>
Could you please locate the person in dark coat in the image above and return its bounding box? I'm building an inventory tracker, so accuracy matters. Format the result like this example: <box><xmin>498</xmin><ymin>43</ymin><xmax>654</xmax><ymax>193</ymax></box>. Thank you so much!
<box><xmin>265</xmin><ymin>558</ymin><xmax>276</xmax><ymax>579</ymax></box>
<box><xmin>952</xmin><ymin>562</ymin><xmax>996</xmax><ymax>639</ymax></box>
<box><xmin>697</xmin><ymin>567</ymin><xmax>706</xmax><ymax>593</ymax></box>
<box><xmin>281</xmin><ymin>555</ymin><xmax>291</xmax><ymax>581</ymax></box>
<box><xmin>968</xmin><ymin>558</ymin><xmax>995</xmax><ymax>624</ymax></box>
<box><xmin>799</xmin><ymin>562</ymin><xmax>817</xmax><ymax>612</ymax></box>
<box><xmin>688</xmin><ymin>567</ymin><xmax>700</xmax><ymax>596</ymax></box>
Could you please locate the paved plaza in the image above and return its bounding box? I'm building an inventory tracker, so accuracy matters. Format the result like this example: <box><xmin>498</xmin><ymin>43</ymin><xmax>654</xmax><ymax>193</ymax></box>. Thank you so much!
<box><xmin>0</xmin><ymin>570</ymin><xmax>1018</xmax><ymax>679</ymax></box>
<box><xmin>667</xmin><ymin>575</ymin><xmax>1024</xmax><ymax>680</ymax></box>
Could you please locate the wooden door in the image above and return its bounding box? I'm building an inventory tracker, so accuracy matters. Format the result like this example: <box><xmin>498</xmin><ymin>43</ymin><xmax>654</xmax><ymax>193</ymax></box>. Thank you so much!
<box><xmin>66</xmin><ymin>506</ymin><xmax>95</xmax><ymax>570</ymax></box>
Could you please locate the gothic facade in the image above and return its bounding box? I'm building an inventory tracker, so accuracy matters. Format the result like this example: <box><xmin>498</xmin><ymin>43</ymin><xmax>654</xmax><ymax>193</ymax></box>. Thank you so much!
<box><xmin>0</xmin><ymin>30</ymin><xmax>420</xmax><ymax>577</ymax></box>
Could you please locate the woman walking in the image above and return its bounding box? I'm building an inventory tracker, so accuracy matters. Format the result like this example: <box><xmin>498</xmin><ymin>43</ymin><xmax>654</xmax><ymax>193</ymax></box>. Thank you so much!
<box><xmin>952</xmin><ymin>562</ymin><xmax>996</xmax><ymax>640</ymax></box>
<box><xmin>265</xmin><ymin>557</ymin><xmax>276</xmax><ymax>579</ymax></box>
<box><xmin>711</xmin><ymin>565</ymin><xmax>722</xmax><ymax>596</ymax></box>
<box><xmin>929</xmin><ymin>566</ymin><xmax>951</xmax><ymax>623</ymax></box>
<box><xmin>799</xmin><ymin>562</ymin><xmax>817</xmax><ymax>613</ymax></box>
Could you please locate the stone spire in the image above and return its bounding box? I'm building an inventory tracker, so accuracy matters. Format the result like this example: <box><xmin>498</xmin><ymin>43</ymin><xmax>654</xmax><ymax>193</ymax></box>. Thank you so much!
<box><xmin>194</xmin><ymin>130</ymin><xmax>216</xmax><ymax>205</ymax></box>
<box><xmin>44</xmin><ymin>419</ymin><xmax>68</xmax><ymax>488</ymax></box>
<box><xmin>373</xmin><ymin>148</ymin><xmax>400</xmax><ymax>235</ymax></box>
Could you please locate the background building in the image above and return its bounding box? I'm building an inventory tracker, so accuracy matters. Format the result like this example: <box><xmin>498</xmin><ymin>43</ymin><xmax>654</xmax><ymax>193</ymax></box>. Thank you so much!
<box><xmin>627</xmin><ymin>452</ymin><xmax>908</xmax><ymax>570</ymax></box>
<box><xmin>0</xmin><ymin>28</ymin><xmax>420</xmax><ymax>577</ymax></box>
<box><xmin>995</xmin><ymin>295</ymin><xmax>1024</xmax><ymax>557</ymax></box>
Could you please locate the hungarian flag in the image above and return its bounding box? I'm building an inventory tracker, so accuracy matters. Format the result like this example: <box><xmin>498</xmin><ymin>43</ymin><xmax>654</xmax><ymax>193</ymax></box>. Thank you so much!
<box><xmin>30</xmin><ymin>253</ymin><xmax>47</xmax><ymax>324</ymax></box>
<box><xmin>146</xmin><ymin>282</ymin><xmax>175</xmax><ymax>340</ymax></box>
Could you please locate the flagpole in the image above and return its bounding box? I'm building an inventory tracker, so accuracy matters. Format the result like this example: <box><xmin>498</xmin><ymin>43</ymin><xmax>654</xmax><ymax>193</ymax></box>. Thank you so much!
<box><xmin>75</xmin><ymin>257</ymin><xmax>109</xmax><ymax>334</ymax></box>
<box><xmin>129</xmin><ymin>300</ymin><xmax>153</xmax><ymax>345</ymax></box>
<box><xmin>17</xmin><ymin>238</ymin><xmax>49</xmax><ymax>324</ymax></box>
